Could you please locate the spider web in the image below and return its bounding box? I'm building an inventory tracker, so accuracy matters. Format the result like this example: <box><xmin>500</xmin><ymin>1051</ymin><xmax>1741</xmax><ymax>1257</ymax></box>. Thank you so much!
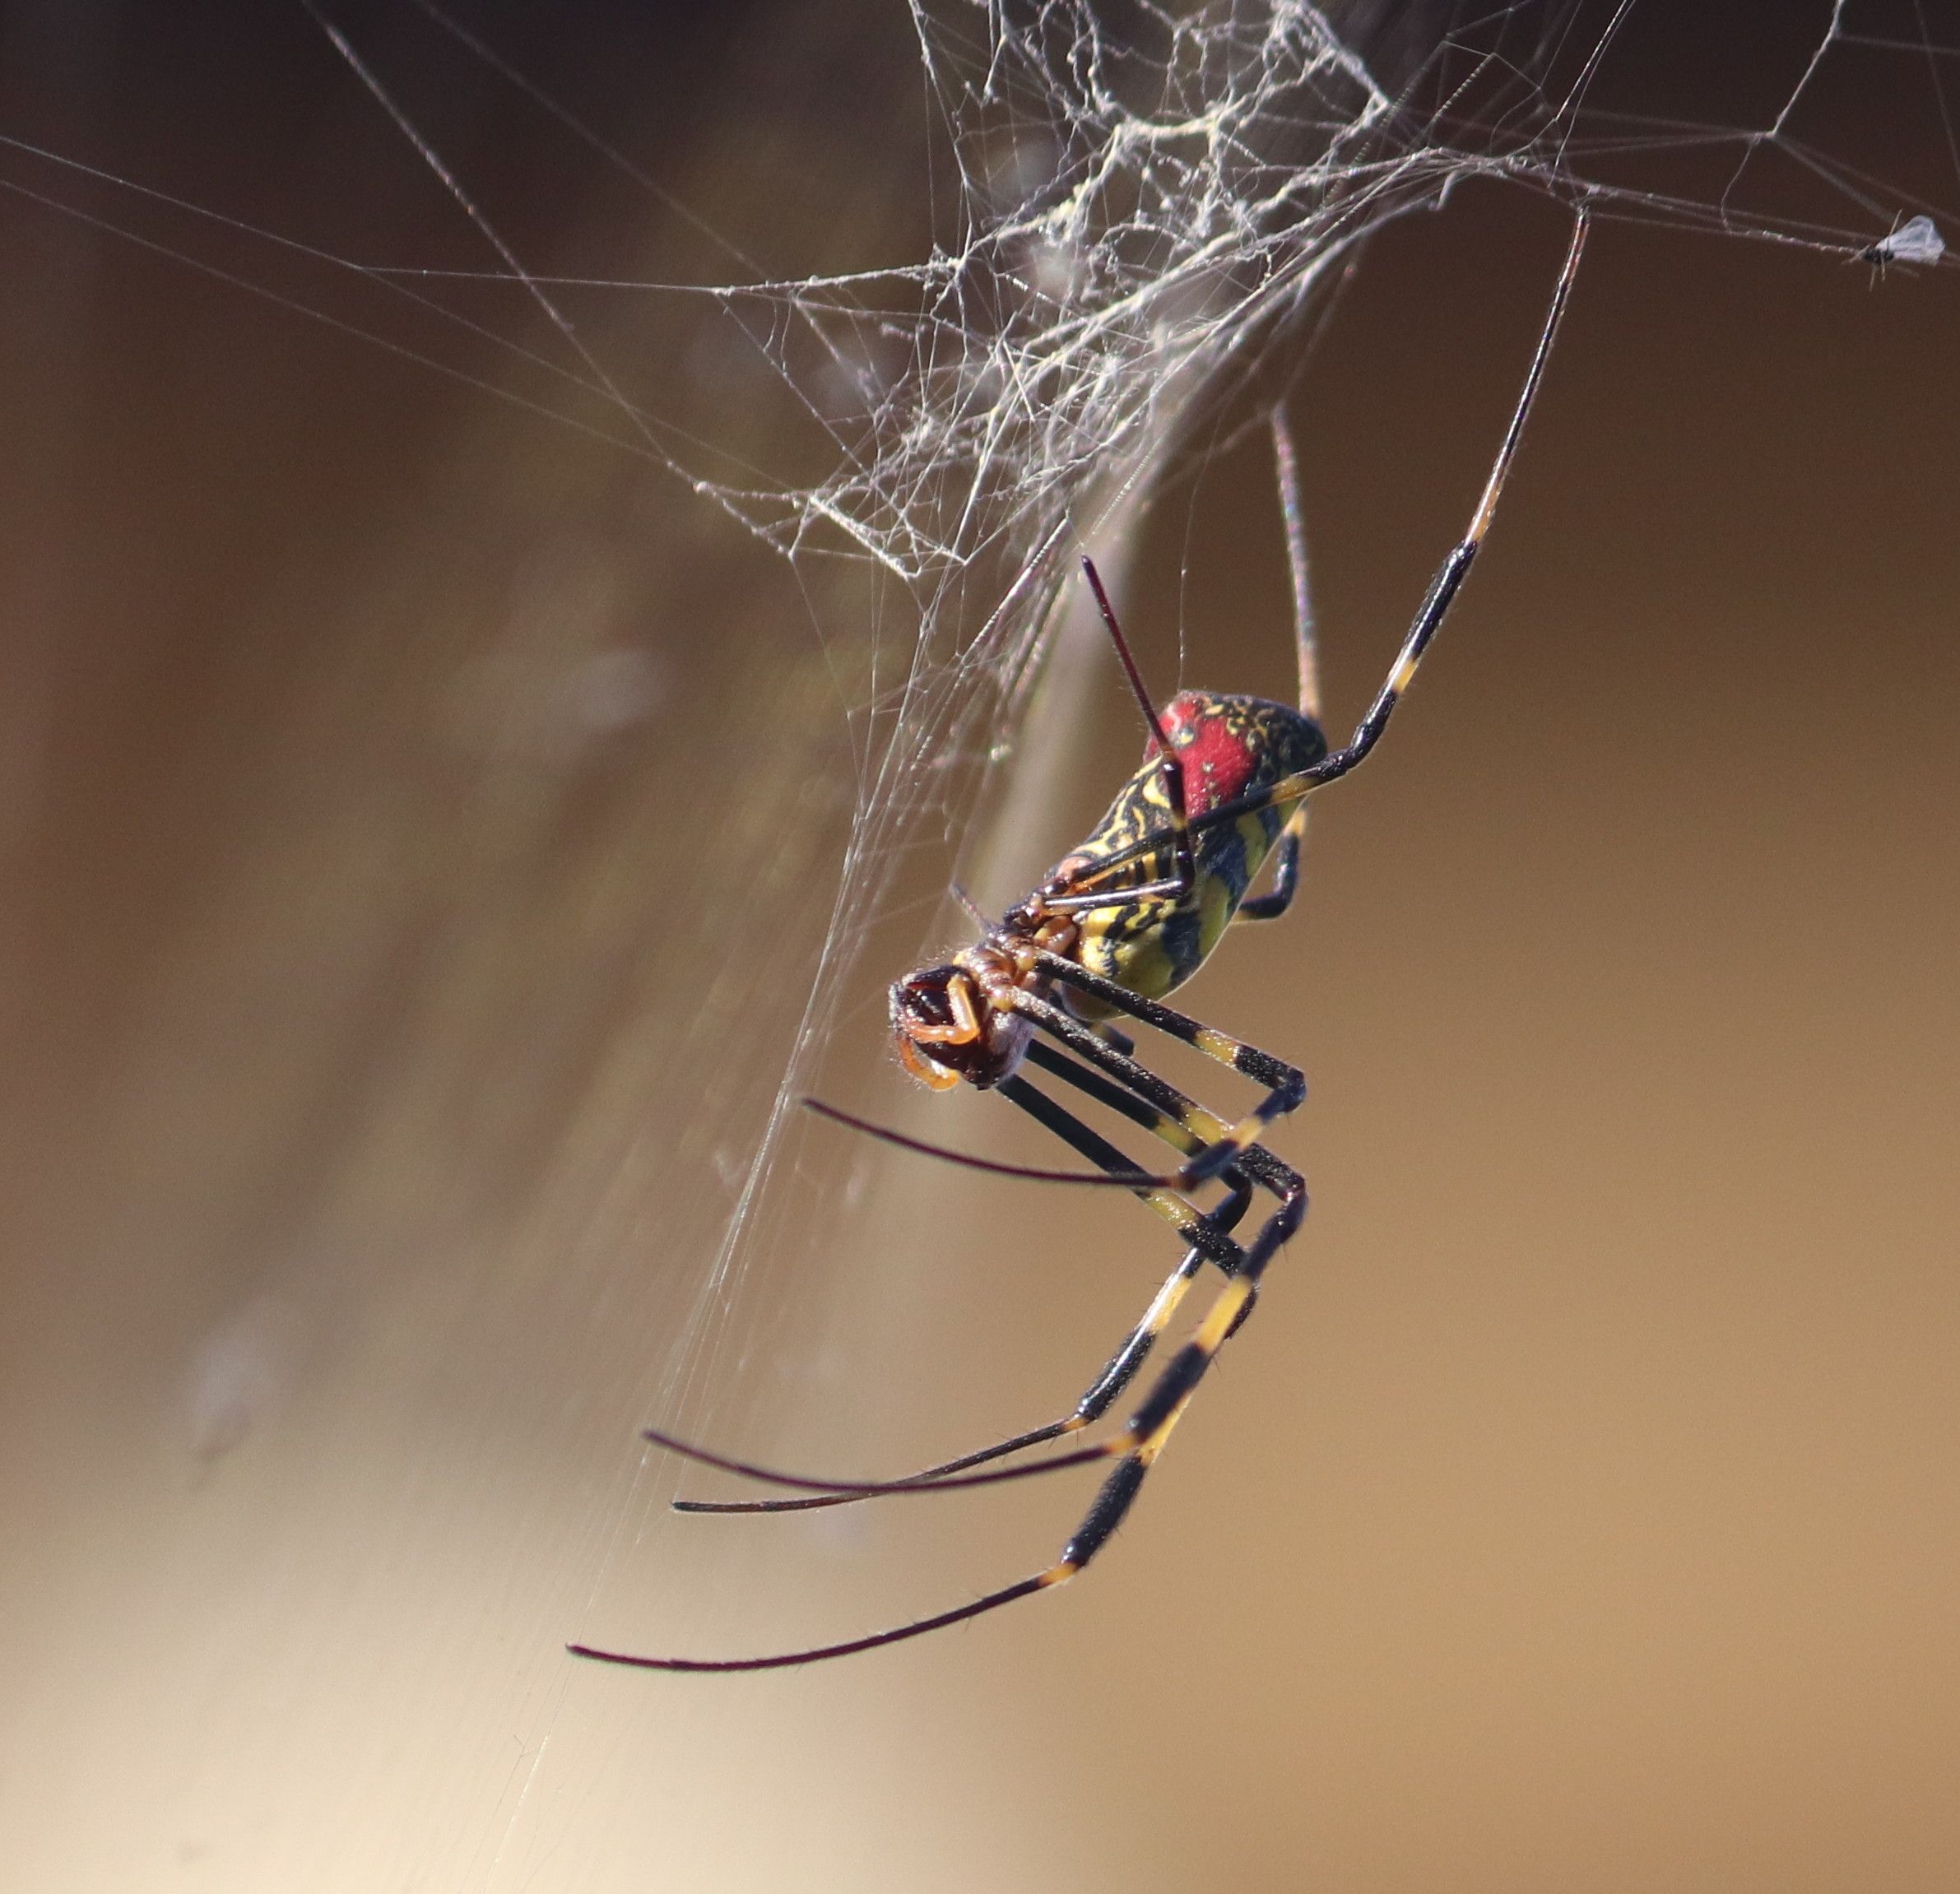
<box><xmin>2</xmin><ymin>0</ymin><xmax>1956</xmax><ymax>1878</ymax></box>
<box><xmin>11</xmin><ymin>0</ymin><xmax>1958</xmax><ymax>1488</ymax></box>
<box><xmin>616</xmin><ymin>0</ymin><xmax>1960</xmax><ymax>1414</ymax></box>
<box><xmin>4</xmin><ymin>8</ymin><xmax>1948</xmax><ymax>1266</ymax></box>
<box><xmin>2</xmin><ymin>0</ymin><xmax>1950</xmax><ymax>1448</ymax></box>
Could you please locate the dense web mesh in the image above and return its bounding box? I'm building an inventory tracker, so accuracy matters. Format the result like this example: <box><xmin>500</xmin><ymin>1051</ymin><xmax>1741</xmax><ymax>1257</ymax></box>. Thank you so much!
<box><xmin>620</xmin><ymin>0</ymin><xmax>1958</xmax><ymax>1386</ymax></box>
<box><xmin>4</xmin><ymin>0</ymin><xmax>1952</xmax><ymax>1387</ymax></box>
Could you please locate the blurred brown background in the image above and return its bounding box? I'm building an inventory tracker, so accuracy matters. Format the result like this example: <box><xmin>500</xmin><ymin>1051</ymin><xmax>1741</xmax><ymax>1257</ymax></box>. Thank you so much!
<box><xmin>1</xmin><ymin>3</ymin><xmax>1956</xmax><ymax>1891</ymax></box>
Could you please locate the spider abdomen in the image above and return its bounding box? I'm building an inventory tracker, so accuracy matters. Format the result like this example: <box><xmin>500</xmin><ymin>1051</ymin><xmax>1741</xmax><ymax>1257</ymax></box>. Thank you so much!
<box><xmin>1063</xmin><ymin>691</ymin><xmax>1325</xmax><ymax>1004</ymax></box>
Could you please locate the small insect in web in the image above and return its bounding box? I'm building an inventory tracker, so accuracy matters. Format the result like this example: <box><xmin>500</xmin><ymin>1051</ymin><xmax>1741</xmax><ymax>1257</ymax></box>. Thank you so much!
<box><xmin>1857</xmin><ymin>212</ymin><xmax>1945</xmax><ymax>277</ymax></box>
<box><xmin>569</xmin><ymin>211</ymin><xmax>1589</xmax><ymax>1674</ymax></box>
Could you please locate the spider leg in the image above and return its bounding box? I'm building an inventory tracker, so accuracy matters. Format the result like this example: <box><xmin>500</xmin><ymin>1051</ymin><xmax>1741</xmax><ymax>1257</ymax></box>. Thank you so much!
<box><xmin>674</xmin><ymin>1020</ymin><xmax>1303</xmax><ymax>1522</ymax></box>
<box><xmin>677</xmin><ymin>1162</ymin><xmax>1253</xmax><ymax>1516</ymax></box>
<box><xmin>669</xmin><ymin>1258</ymin><xmax>1203</xmax><ymax>1517</ymax></box>
<box><xmin>1080</xmin><ymin>555</ymin><xmax>1195</xmax><ymax>900</ymax></box>
<box><xmin>1284</xmin><ymin>208</ymin><xmax>1586</xmax><ymax>796</ymax></box>
<box><xmin>1066</xmin><ymin>210</ymin><xmax>1591</xmax><ymax>890</ymax></box>
<box><xmin>1270</xmin><ymin>402</ymin><xmax>1321</xmax><ymax>722</ymax></box>
<box><xmin>662</xmin><ymin>982</ymin><xmax>1317</xmax><ymax>1516</ymax></box>
<box><xmin>801</xmin><ymin>1096</ymin><xmax>1247</xmax><ymax>1243</ymax></box>
<box><xmin>1234</xmin><ymin>805</ymin><xmax>1306</xmax><ymax>922</ymax></box>
<box><xmin>1016</xmin><ymin>974</ymin><xmax>1304</xmax><ymax>1186</ymax></box>
<box><xmin>656</xmin><ymin>1069</ymin><xmax>1253</xmax><ymax>1513</ymax></box>
<box><xmin>813</xmin><ymin>967</ymin><xmax>1307</xmax><ymax>1202</ymax></box>
<box><xmin>681</xmin><ymin>1021</ymin><xmax>1298</xmax><ymax>1516</ymax></box>
<box><xmin>568</xmin><ymin>1575</ymin><xmax>1058</xmax><ymax>1673</ymax></box>
<box><xmin>569</xmin><ymin>1161</ymin><xmax>1305</xmax><ymax>1673</ymax></box>
<box><xmin>1015</xmin><ymin>1036</ymin><xmax>1287</xmax><ymax>1356</ymax></box>
<box><xmin>857</xmin><ymin>984</ymin><xmax>1299</xmax><ymax>1200</ymax></box>
<box><xmin>644</xmin><ymin>1427</ymin><xmax>1111</xmax><ymax>1500</ymax></box>
<box><xmin>1240</xmin><ymin>406</ymin><xmax>1317</xmax><ymax>925</ymax></box>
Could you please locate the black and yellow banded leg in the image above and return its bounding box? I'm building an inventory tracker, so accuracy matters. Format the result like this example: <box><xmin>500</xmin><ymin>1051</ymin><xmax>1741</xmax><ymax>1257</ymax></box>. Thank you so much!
<box><xmin>810</xmin><ymin>992</ymin><xmax>1301</xmax><ymax>1235</ymax></box>
<box><xmin>1024</xmin><ymin>962</ymin><xmax>1305</xmax><ymax>1184</ymax></box>
<box><xmin>1057</xmin><ymin>1166</ymin><xmax>1303</xmax><ymax>1532</ymax></box>
<box><xmin>1012</xmin><ymin>1028</ymin><xmax>1305</xmax><ymax>1367</ymax></box>
<box><xmin>709</xmin><ymin>1047</ymin><xmax>1303</xmax><ymax>1516</ymax></box>
<box><xmin>1050</xmin><ymin>211</ymin><xmax>1591</xmax><ymax>896</ymax></box>
<box><xmin>570</xmin><ymin>1169</ymin><xmax>1305</xmax><ymax>1670</ymax></box>
<box><xmin>1024</xmin><ymin>1036</ymin><xmax>1299</xmax><ymax>1194</ymax></box>
<box><xmin>673</xmin><ymin>1249</ymin><xmax>1215</xmax><ymax>1518</ymax></box>
<box><xmin>1011</xmin><ymin>991</ymin><xmax>1234</xmax><ymax>1148</ymax></box>
<box><xmin>1018</xmin><ymin>1039</ymin><xmax>1284</xmax><ymax>1351</ymax></box>
<box><xmin>677</xmin><ymin>1163</ymin><xmax>1255</xmax><ymax>1518</ymax></box>
<box><xmin>808</xmin><ymin>1005</ymin><xmax>1299</xmax><ymax>1222</ymax></box>
<box><xmin>663</xmin><ymin>1062</ymin><xmax>1259</xmax><ymax>1516</ymax></box>
<box><xmin>804</xmin><ymin>990</ymin><xmax>1297</xmax><ymax>1205</ymax></box>
<box><xmin>997</xmin><ymin>1070</ymin><xmax>1244</xmax><ymax>1265</ymax></box>
<box><xmin>1303</xmin><ymin>223</ymin><xmax>1586</xmax><ymax>789</ymax></box>
<box><xmin>1236</xmin><ymin>804</ymin><xmax>1307</xmax><ymax>923</ymax></box>
<box><xmin>1019</xmin><ymin>1036</ymin><xmax>1295</xmax><ymax>1251</ymax></box>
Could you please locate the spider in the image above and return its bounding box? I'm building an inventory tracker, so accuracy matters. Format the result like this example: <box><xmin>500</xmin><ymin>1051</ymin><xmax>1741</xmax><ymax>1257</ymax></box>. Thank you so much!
<box><xmin>570</xmin><ymin>210</ymin><xmax>1589</xmax><ymax>1673</ymax></box>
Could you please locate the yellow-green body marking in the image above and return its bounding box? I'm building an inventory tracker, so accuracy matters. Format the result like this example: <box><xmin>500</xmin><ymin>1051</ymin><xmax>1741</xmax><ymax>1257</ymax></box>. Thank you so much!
<box><xmin>1059</xmin><ymin>690</ymin><xmax>1326</xmax><ymax>1009</ymax></box>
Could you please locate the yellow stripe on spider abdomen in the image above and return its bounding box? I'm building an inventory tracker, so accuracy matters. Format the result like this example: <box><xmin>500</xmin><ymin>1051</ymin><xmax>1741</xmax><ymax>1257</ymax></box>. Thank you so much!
<box><xmin>1065</xmin><ymin>694</ymin><xmax>1321</xmax><ymax>1009</ymax></box>
<box><xmin>1072</xmin><ymin>838</ymin><xmax>1263</xmax><ymax>1005</ymax></box>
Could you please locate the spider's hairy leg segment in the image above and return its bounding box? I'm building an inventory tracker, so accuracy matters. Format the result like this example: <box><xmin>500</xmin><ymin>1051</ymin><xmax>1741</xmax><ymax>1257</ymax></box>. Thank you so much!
<box><xmin>1020</xmin><ymin>1045</ymin><xmax>1303</xmax><ymax>1280</ymax></box>
<box><xmin>1023</xmin><ymin>1036</ymin><xmax>1288</xmax><ymax>1181</ymax></box>
<box><xmin>1021</xmin><ymin>1038</ymin><xmax>1206</xmax><ymax>1158</ymax></box>
<box><xmin>996</xmin><ymin>1075</ymin><xmax>1244</xmax><ymax>1254</ymax></box>
<box><xmin>1013</xmin><ymin>996</ymin><xmax>1235</xmax><ymax>1142</ymax></box>
<box><xmin>1120</xmin><ymin>1274</ymin><xmax>1256</xmax><ymax>1452</ymax></box>
<box><xmin>1018</xmin><ymin>999</ymin><xmax>1296</xmax><ymax>1200</ymax></box>
<box><xmin>1059</xmin><ymin>1456</ymin><xmax>1147</xmax><ymax>1570</ymax></box>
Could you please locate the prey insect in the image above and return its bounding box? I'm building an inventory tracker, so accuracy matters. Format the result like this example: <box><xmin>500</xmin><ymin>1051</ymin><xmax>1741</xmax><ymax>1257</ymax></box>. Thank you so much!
<box><xmin>570</xmin><ymin>211</ymin><xmax>1588</xmax><ymax>1674</ymax></box>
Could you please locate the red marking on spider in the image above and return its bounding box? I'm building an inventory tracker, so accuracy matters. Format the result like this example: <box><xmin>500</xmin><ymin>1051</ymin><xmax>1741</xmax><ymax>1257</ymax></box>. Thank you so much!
<box><xmin>1147</xmin><ymin>693</ymin><xmax>1261</xmax><ymax>816</ymax></box>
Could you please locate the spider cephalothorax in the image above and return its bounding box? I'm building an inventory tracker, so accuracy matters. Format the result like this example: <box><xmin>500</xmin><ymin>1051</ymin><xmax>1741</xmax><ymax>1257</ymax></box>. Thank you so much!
<box><xmin>891</xmin><ymin>689</ymin><xmax>1329</xmax><ymax>1093</ymax></box>
<box><xmin>889</xmin><ymin>957</ymin><xmax>1033</xmax><ymax>1090</ymax></box>
<box><xmin>889</xmin><ymin>911</ymin><xmax>1081</xmax><ymax>1089</ymax></box>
